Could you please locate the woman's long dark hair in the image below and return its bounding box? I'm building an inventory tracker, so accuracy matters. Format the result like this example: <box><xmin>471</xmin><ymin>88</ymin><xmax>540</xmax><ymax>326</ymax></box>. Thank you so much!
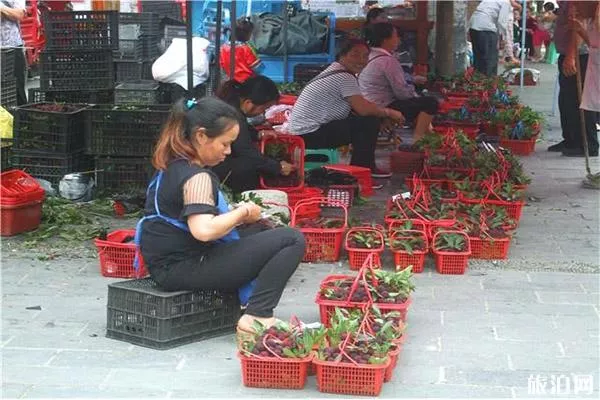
<box><xmin>152</xmin><ymin>97</ymin><xmax>240</xmax><ymax>170</ymax></box>
<box><xmin>216</xmin><ymin>76</ymin><xmax>280</xmax><ymax>109</ymax></box>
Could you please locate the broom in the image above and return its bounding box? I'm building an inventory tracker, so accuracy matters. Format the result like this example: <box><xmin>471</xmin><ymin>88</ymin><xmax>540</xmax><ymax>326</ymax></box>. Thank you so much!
<box><xmin>573</xmin><ymin>23</ymin><xmax>600</xmax><ymax>189</ymax></box>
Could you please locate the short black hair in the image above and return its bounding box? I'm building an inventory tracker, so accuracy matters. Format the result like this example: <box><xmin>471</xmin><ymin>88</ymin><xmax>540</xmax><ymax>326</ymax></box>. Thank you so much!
<box><xmin>366</xmin><ymin>7</ymin><xmax>386</xmax><ymax>24</ymax></box>
<box><xmin>336</xmin><ymin>38</ymin><xmax>369</xmax><ymax>61</ymax></box>
<box><xmin>234</xmin><ymin>17</ymin><xmax>254</xmax><ymax>42</ymax></box>
<box><xmin>364</xmin><ymin>22</ymin><xmax>396</xmax><ymax>48</ymax></box>
<box><xmin>543</xmin><ymin>2</ymin><xmax>555</xmax><ymax>11</ymax></box>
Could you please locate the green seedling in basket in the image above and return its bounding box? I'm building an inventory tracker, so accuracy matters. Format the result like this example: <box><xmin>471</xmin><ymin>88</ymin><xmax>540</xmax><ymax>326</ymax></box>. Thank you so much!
<box><xmin>367</xmin><ymin>268</ymin><xmax>416</xmax><ymax>304</ymax></box>
<box><xmin>496</xmin><ymin>183</ymin><xmax>524</xmax><ymax>202</ymax></box>
<box><xmin>389</xmin><ymin>234</ymin><xmax>426</xmax><ymax>256</ymax></box>
<box><xmin>434</xmin><ymin>233</ymin><xmax>467</xmax><ymax>252</ymax></box>
<box><xmin>242</xmin><ymin>320</ymin><xmax>326</xmax><ymax>359</ymax></box>
<box><xmin>347</xmin><ymin>231</ymin><xmax>382</xmax><ymax>249</ymax></box>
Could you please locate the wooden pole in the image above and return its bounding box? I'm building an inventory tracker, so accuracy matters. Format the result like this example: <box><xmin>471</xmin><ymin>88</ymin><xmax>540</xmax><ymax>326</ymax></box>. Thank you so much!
<box><xmin>435</xmin><ymin>1</ymin><xmax>454</xmax><ymax>76</ymax></box>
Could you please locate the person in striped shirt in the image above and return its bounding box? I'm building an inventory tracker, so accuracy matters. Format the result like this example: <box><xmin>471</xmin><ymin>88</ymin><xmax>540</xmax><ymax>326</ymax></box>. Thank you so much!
<box><xmin>287</xmin><ymin>38</ymin><xmax>405</xmax><ymax>181</ymax></box>
<box><xmin>359</xmin><ymin>22</ymin><xmax>439</xmax><ymax>141</ymax></box>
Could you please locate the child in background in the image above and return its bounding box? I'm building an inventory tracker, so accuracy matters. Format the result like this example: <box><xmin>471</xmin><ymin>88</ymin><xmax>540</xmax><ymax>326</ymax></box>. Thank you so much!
<box><xmin>220</xmin><ymin>18</ymin><xmax>263</xmax><ymax>83</ymax></box>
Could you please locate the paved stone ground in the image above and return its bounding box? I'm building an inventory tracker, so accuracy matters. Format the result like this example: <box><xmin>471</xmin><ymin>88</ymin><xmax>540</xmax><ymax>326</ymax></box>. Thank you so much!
<box><xmin>2</xmin><ymin>62</ymin><xmax>599</xmax><ymax>398</ymax></box>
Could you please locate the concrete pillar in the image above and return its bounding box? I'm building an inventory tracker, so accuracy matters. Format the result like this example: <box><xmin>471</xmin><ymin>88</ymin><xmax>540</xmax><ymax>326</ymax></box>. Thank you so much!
<box><xmin>453</xmin><ymin>1</ymin><xmax>469</xmax><ymax>73</ymax></box>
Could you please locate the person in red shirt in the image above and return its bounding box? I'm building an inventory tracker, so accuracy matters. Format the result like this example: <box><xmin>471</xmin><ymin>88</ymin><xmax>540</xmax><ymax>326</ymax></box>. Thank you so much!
<box><xmin>220</xmin><ymin>18</ymin><xmax>263</xmax><ymax>83</ymax></box>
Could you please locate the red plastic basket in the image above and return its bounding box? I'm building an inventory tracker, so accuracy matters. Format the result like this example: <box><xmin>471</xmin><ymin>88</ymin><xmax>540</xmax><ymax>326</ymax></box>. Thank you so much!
<box><xmin>433</xmin><ymin>124</ymin><xmax>479</xmax><ymax>140</ymax></box>
<box><xmin>0</xmin><ymin>198</ymin><xmax>44</xmax><ymax>236</ymax></box>
<box><xmin>316</xmin><ymin>275</ymin><xmax>412</xmax><ymax>324</ymax></box>
<box><xmin>384</xmin><ymin>344</ymin><xmax>403</xmax><ymax>383</ymax></box>
<box><xmin>238</xmin><ymin>352</ymin><xmax>312</xmax><ymax>389</ymax></box>
<box><xmin>278</xmin><ymin>94</ymin><xmax>297</xmax><ymax>105</ymax></box>
<box><xmin>279</xmin><ymin>186</ymin><xmax>322</xmax><ymax>218</ymax></box>
<box><xmin>390</xmin><ymin>230</ymin><xmax>428</xmax><ymax>273</ymax></box>
<box><xmin>292</xmin><ymin>198</ymin><xmax>348</xmax><ymax>263</ymax></box>
<box><xmin>388</xmin><ymin>219</ymin><xmax>427</xmax><ymax>234</ymax></box>
<box><xmin>344</xmin><ymin>227</ymin><xmax>384</xmax><ymax>270</ymax></box>
<box><xmin>313</xmin><ymin>358</ymin><xmax>389</xmax><ymax>396</ymax></box>
<box><xmin>432</xmin><ymin>231</ymin><xmax>471</xmax><ymax>275</ymax></box>
<box><xmin>324</xmin><ymin>164</ymin><xmax>373</xmax><ymax>197</ymax></box>
<box><xmin>389</xmin><ymin>151</ymin><xmax>424</xmax><ymax>175</ymax></box>
<box><xmin>459</xmin><ymin>195</ymin><xmax>525</xmax><ymax>223</ymax></box>
<box><xmin>405</xmin><ymin>176</ymin><xmax>446</xmax><ymax>191</ymax></box>
<box><xmin>469</xmin><ymin>236</ymin><xmax>511</xmax><ymax>260</ymax></box>
<box><xmin>425</xmin><ymin>166</ymin><xmax>474</xmax><ymax>180</ymax></box>
<box><xmin>499</xmin><ymin>137</ymin><xmax>537</xmax><ymax>156</ymax></box>
<box><xmin>0</xmin><ymin>169</ymin><xmax>45</xmax><ymax>202</ymax></box>
<box><xmin>94</xmin><ymin>229</ymin><xmax>148</xmax><ymax>278</ymax></box>
<box><xmin>259</xmin><ymin>134</ymin><xmax>305</xmax><ymax>190</ymax></box>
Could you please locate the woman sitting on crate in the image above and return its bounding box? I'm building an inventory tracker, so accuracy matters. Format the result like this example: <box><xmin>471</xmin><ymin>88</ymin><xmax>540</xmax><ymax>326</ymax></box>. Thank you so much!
<box><xmin>136</xmin><ymin>97</ymin><xmax>305</xmax><ymax>343</ymax></box>
<box><xmin>212</xmin><ymin>76</ymin><xmax>294</xmax><ymax>193</ymax></box>
<box><xmin>358</xmin><ymin>23</ymin><xmax>439</xmax><ymax>141</ymax></box>
<box><xmin>287</xmin><ymin>38</ymin><xmax>406</xmax><ymax>182</ymax></box>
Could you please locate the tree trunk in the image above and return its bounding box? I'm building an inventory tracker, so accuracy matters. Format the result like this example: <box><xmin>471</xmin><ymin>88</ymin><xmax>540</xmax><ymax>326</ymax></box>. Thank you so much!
<box><xmin>435</xmin><ymin>1</ymin><xmax>454</xmax><ymax>76</ymax></box>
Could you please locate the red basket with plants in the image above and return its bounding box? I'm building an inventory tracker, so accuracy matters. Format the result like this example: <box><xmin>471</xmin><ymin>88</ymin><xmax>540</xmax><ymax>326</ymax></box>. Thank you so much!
<box><xmin>389</xmin><ymin>146</ymin><xmax>424</xmax><ymax>175</ymax></box>
<box><xmin>458</xmin><ymin>179</ymin><xmax>525</xmax><ymax>223</ymax></box>
<box><xmin>384</xmin><ymin>190</ymin><xmax>457</xmax><ymax>235</ymax></box>
<box><xmin>259</xmin><ymin>134</ymin><xmax>305</xmax><ymax>190</ymax></box>
<box><xmin>316</xmin><ymin>256</ymin><xmax>415</xmax><ymax>324</ymax></box>
<box><xmin>324</xmin><ymin>164</ymin><xmax>373</xmax><ymax>197</ymax></box>
<box><xmin>456</xmin><ymin>203</ymin><xmax>514</xmax><ymax>260</ymax></box>
<box><xmin>281</xmin><ymin>186</ymin><xmax>323</xmax><ymax>218</ymax></box>
<box><xmin>499</xmin><ymin>137</ymin><xmax>537</xmax><ymax>156</ymax></box>
<box><xmin>94</xmin><ymin>229</ymin><xmax>148</xmax><ymax>278</ymax></box>
<box><xmin>388</xmin><ymin>219</ymin><xmax>427</xmax><ymax>235</ymax></box>
<box><xmin>389</xmin><ymin>230</ymin><xmax>429</xmax><ymax>273</ymax></box>
<box><xmin>431</xmin><ymin>231</ymin><xmax>471</xmax><ymax>275</ymax></box>
<box><xmin>313</xmin><ymin>308</ymin><xmax>391</xmax><ymax>396</ymax></box>
<box><xmin>344</xmin><ymin>227</ymin><xmax>385</xmax><ymax>270</ymax></box>
<box><xmin>238</xmin><ymin>318</ymin><xmax>324</xmax><ymax>389</ymax></box>
<box><xmin>292</xmin><ymin>197</ymin><xmax>348</xmax><ymax>263</ymax></box>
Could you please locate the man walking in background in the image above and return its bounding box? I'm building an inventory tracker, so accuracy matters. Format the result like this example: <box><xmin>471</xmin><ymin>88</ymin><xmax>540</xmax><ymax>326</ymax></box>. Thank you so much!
<box><xmin>1</xmin><ymin>0</ymin><xmax>27</xmax><ymax>105</ymax></box>
<box><xmin>469</xmin><ymin>0</ymin><xmax>512</xmax><ymax>76</ymax></box>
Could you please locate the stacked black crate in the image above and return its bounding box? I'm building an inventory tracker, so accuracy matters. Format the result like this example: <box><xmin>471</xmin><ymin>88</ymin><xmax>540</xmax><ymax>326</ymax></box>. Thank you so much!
<box><xmin>34</xmin><ymin>11</ymin><xmax>118</xmax><ymax>104</ymax></box>
<box><xmin>114</xmin><ymin>13</ymin><xmax>161</xmax><ymax>85</ymax></box>
<box><xmin>10</xmin><ymin>11</ymin><xmax>118</xmax><ymax>184</ymax></box>
<box><xmin>1</xmin><ymin>48</ymin><xmax>17</xmax><ymax>109</ymax></box>
<box><xmin>85</xmin><ymin>105</ymin><xmax>170</xmax><ymax>192</ymax></box>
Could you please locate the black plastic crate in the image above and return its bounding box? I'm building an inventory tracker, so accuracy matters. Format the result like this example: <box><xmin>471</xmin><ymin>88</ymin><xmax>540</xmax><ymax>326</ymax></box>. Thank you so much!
<box><xmin>1</xmin><ymin>78</ymin><xmax>17</xmax><ymax>109</ymax></box>
<box><xmin>1</xmin><ymin>139</ymin><xmax>12</xmax><ymax>171</ymax></box>
<box><xmin>115</xmin><ymin>81</ymin><xmax>160</xmax><ymax>105</ymax></box>
<box><xmin>10</xmin><ymin>150</ymin><xmax>94</xmax><ymax>184</ymax></box>
<box><xmin>1</xmin><ymin>48</ymin><xmax>16</xmax><ymax>81</ymax></box>
<box><xmin>293</xmin><ymin>64</ymin><xmax>329</xmax><ymax>84</ymax></box>
<box><xmin>28</xmin><ymin>88</ymin><xmax>114</xmax><ymax>104</ymax></box>
<box><xmin>94</xmin><ymin>156</ymin><xmax>154</xmax><ymax>191</ymax></box>
<box><xmin>13</xmin><ymin>103</ymin><xmax>88</xmax><ymax>153</ymax></box>
<box><xmin>106</xmin><ymin>278</ymin><xmax>241</xmax><ymax>350</ymax></box>
<box><xmin>44</xmin><ymin>11</ymin><xmax>119</xmax><ymax>50</ymax></box>
<box><xmin>119</xmin><ymin>12</ymin><xmax>161</xmax><ymax>39</ymax></box>
<box><xmin>163</xmin><ymin>25</ymin><xmax>186</xmax><ymax>50</ymax></box>
<box><xmin>40</xmin><ymin>50</ymin><xmax>114</xmax><ymax>91</ymax></box>
<box><xmin>115</xmin><ymin>60</ymin><xmax>143</xmax><ymax>82</ymax></box>
<box><xmin>85</xmin><ymin>105</ymin><xmax>170</xmax><ymax>156</ymax></box>
<box><xmin>139</xmin><ymin>1</ymin><xmax>183</xmax><ymax>22</ymax></box>
<box><xmin>114</xmin><ymin>35</ymin><xmax>161</xmax><ymax>61</ymax></box>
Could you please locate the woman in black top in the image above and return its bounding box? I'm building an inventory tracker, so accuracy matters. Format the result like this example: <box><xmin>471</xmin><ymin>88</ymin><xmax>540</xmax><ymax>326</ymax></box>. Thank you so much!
<box><xmin>213</xmin><ymin>76</ymin><xmax>294</xmax><ymax>193</ymax></box>
<box><xmin>138</xmin><ymin>97</ymin><xmax>305</xmax><ymax>340</ymax></box>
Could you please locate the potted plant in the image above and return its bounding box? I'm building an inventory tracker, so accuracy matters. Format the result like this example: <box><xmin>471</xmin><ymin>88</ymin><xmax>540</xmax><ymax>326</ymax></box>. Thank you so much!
<box><xmin>238</xmin><ymin>320</ymin><xmax>325</xmax><ymax>389</ymax></box>
<box><xmin>431</xmin><ymin>231</ymin><xmax>471</xmax><ymax>274</ymax></box>
<box><xmin>389</xmin><ymin>229</ymin><xmax>428</xmax><ymax>273</ymax></box>
<box><xmin>344</xmin><ymin>227</ymin><xmax>385</xmax><ymax>270</ymax></box>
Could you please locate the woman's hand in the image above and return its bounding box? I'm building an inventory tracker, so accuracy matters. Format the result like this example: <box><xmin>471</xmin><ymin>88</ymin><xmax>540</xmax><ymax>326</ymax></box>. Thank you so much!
<box><xmin>413</xmin><ymin>75</ymin><xmax>427</xmax><ymax>85</ymax></box>
<box><xmin>280</xmin><ymin>161</ymin><xmax>294</xmax><ymax>176</ymax></box>
<box><xmin>384</xmin><ymin>108</ymin><xmax>406</xmax><ymax>125</ymax></box>
<box><xmin>562</xmin><ymin>55</ymin><xmax>577</xmax><ymax>76</ymax></box>
<box><xmin>239</xmin><ymin>202</ymin><xmax>262</xmax><ymax>224</ymax></box>
<box><xmin>258</xmin><ymin>130</ymin><xmax>278</xmax><ymax>140</ymax></box>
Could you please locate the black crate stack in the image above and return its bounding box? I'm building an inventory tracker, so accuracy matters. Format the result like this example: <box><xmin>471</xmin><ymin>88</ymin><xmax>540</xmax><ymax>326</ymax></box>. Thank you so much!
<box><xmin>10</xmin><ymin>103</ymin><xmax>94</xmax><ymax>184</ymax></box>
<box><xmin>85</xmin><ymin>104</ymin><xmax>170</xmax><ymax>192</ymax></box>
<box><xmin>114</xmin><ymin>13</ymin><xmax>160</xmax><ymax>84</ymax></box>
<box><xmin>1</xmin><ymin>48</ymin><xmax>18</xmax><ymax>109</ymax></box>
<box><xmin>36</xmin><ymin>11</ymin><xmax>119</xmax><ymax>103</ymax></box>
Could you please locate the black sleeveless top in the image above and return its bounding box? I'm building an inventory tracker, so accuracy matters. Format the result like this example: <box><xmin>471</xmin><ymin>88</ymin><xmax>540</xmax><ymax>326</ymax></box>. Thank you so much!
<box><xmin>139</xmin><ymin>159</ymin><xmax>221</xmax><ymax>272</ymax></box>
